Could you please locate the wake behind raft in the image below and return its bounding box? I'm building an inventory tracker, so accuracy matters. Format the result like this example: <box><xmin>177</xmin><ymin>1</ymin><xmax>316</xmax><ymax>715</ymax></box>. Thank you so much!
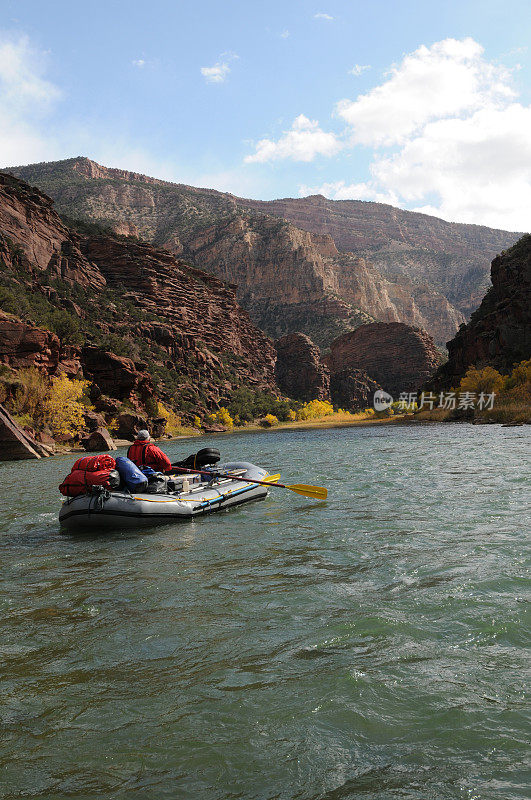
<box><xmin>58</xmin><ymin>447</ymin><xmax>326</xmax><ymax>531</ymax></box>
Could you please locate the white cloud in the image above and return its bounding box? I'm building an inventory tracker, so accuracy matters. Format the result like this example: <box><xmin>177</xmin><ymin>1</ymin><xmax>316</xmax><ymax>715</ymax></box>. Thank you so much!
<box><xmin>368</xmin><ymin>103</ymin><xmax>531</xmax><ymax>229</ymax></box>
<box><xmin>298</xmin><ymin>180</ymin><xmax>397</xmax><ymax>204</ymax></box>
<box><xmin>201</xmin><ymin>62</ymin><xmax>230</xmax><ymax>83</ymax></box>
<box><xmin>291</xmin><ymin>37</ymin><xmax>530</xmax><ymax>230</ymax></box>
<box><xmin>349</xmin><ymin>64</ymin><xmax>370</xmax><ymax>77</ymax></box>
<box><xmin>0</xmin><ymin>33</ymin><xmax>60</xmax><ymax>112</ymax></box>
<box><xmin>200</xmin><ymin>53</ymin><xmax>238</xmax><ymax>84</ymax></box>
<box><xmin>3</xmin><ymin>30</ymin><xmax>529</xmax><ymax>232</ymax></box>
<box><xmin>314</xmin><ymin>13</ymin><xmax>334</xmax><ymax>20</ymax></box>
<box><xmin>132</xmin><ymin>59</ymin><xmax>145</xmax><ymax>68</ymax></box>
<box><xmin>244</xmin><ymin>114</ymin><xmax>342</xmax><ymax>163</ymax></box>
<box><xmin>332</xmin><ymin>37</ymin><xmax>530</xmax><ymax>229</ymax></box>
<box><xmin>336</xmin><ymin>37</ymin><xmax>515</xmax><ymax>146</ymax></box>
<box><xmin>0</xmin><ymin>33</ymin><xmax>268</xmax><ymax>198</ymax></box>
<box><xmin>280</xmin><ymin>29</ymin><xmax>290</xmax><ymax>39</ymax></box>
<box><xmin>0</xmin><ymin>33</ymin><xmax>63</xmax><ymax>165</ymax></box>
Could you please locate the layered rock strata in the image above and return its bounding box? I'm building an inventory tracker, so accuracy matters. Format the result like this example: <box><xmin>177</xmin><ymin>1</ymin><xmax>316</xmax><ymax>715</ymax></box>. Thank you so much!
<box><xmin>329</xmin><ymin>369</ymin><xmax>382</xmax><ymax>411</ymax></box>
<box><xmin>0</xmin><ymin>172</ymin><xmax>104</xmax><ymax>287</ymax></box>
<box><xmin>239</xmin><ymin>194</ymin><xmax>523</xmax><ymax>318</ymax></box>
<box><xmin>81</xmin><ymin>347</ymin><xmax>154</xmax><ymax>402</ymax></box>
<box><xmin>0</xmin><ymin>173</ymin><xmax>277</xmax><ymax>414</ymax></box>
<box><xmin>0</xmin><ymin>312</ymin><xmax>61</xmax><ymax>372</ymax></box>
<box><xmin>0</xmin><ymin>404</ymin><xmax>52</xmax><ymax>460</ymax></box>
<box><xmin>328</xmin><ymin>322</ymin><xmax>442</xmax><ymax>397</ymax></box>
<box><xmin>275</xmin><ymin>333</ymin><xmax>330</xmax><ymax>402</ymax></box>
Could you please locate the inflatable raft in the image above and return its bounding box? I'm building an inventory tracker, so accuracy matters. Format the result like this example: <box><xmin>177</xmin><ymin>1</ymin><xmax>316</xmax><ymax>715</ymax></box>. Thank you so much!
<box><xmin>59</xmin><ymin>462</ymin><xmax>273</xmax><ymax>531</ymax></box>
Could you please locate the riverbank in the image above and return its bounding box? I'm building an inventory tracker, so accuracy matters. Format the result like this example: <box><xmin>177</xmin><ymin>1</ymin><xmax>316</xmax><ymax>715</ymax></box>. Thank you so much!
<box><xmin>412</xmin><ymin>403</ymin><xmax>530</xmax><ymax>425</ymax></box>
<box><xmin>9</xmin><ymin>401</ymin><xmax>529</xmax><ymax>463</ymax></box>
<box><xmin>211</xmin><ymin>412</ymin><xmax>407</xmax><ymax>436</ymax></box>
<box><xmin>213</xmin><ymin>408</ymin><xmax>529</xmax><ymax>440</ymax></box>
<box><xmin>49</xmin><ymin>411</ymin><xmax>406</xmax><ymax>457</ymax></box>
<box><xmin>64</xmin><ymin>430</ymin><xmax>199</xmax><ymax>454</ymax></box>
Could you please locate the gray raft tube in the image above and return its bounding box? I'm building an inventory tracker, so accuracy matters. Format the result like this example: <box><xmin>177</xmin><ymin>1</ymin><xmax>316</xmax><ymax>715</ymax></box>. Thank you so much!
<box><xmin>59</xmin><ymin>462</ymin><xmax>271</xmax><ymax>531</ymax></box>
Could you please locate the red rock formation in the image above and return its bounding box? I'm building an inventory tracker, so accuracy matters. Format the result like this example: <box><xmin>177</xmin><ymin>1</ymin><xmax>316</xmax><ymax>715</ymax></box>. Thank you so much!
<box><xmin>329</xmin><ymin>369</ymin><xmax>382</xmax><ymax>411</ymax></box>
<box><xmin>329</xmin><ymin>322</ymin><xmax>442</xmax><ymax>396</ymax></box>
<box><xmin>114</xmin><ymin>412</ymin><xmax>148</xmax><ymax>440</ymax></box>
<box><xmin>239</xmin><ymin>194</ymin><xmax>523</xmax><ymax>316</ymax></box>
<box><xmin>0</xmin><ymin>173</ymin><xmax>104</xmax><ymax>287</ymax></box>
<box><xmin>81</xmin><ymin>347</ymin><xmax>154</xmax><ymax>401</ymax></box>
<box><xmin>427</xmin><ymin>235</ymin><xmax>531</xmax><ymax>389</ymax></box>
<box><xmin>0</xmin><ymin>172</ymin><xmax>278</xmax><ymax>416</ymax></box>
<box><xmin>240</xmin><ymin>193</ymin><xmax>518</xmax><ymax>259</ymax></box>
<box><xmin>83</xmin><ymin>410</ymin><xmax>107</xmax><ymax>431</ymax></box>
<box><xmin>80</xmin><ymin>235</ymin><xmax>277</xmax><ymax>394</ymax></box>
<box><xmin>183</xmin><ymin>213</ymin><xmax>459</xmax><ymax>345</ymax></box>
<box><xmin>275</xmin><ymin>333</ymin><xmax>330</xmax><ymax>402</ymax></box>
<box><xmin>82</xmin><ymin>428</ymin><xmax>116</xmax><ymax>452</ymax></box>
<box><xmin>0</xmin><ymin>404</ymin><xmax>51</xmax><ymax>460</ymax></box>
<box><xmin>0</xmin><ymin>312</ymin><xmax>61</xmax><ymax>372</ymax></box>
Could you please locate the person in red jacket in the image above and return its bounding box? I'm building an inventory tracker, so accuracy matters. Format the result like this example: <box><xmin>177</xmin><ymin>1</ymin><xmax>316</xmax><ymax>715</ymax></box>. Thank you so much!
<box><xmin>127</xmin><ymin>429</ymin><xmax>172</xmax><ymax>473</ymax></box>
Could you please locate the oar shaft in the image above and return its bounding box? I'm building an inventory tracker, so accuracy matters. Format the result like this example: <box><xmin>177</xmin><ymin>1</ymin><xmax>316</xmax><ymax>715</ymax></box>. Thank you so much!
<box><xmin>173</xmin><ymin>465</ymin><xmax>286</xmax><ymax>489</ymax></box>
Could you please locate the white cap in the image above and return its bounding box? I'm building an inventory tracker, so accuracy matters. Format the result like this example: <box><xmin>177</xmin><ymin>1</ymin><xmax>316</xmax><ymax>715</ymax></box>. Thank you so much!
<box><xmin>136</xmin><ymin>429</ymin><xmax>150</xmax><ymax>440</ymax></box>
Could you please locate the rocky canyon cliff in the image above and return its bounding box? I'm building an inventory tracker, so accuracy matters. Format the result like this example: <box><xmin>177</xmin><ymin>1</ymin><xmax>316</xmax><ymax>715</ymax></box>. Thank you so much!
<box><xmin>427</xmin><ymin>234</ymin><xmax>531</xmax><ymax>390</ymax></box>
<box><xmin>0</xmin><ymin>172</ymin><xmax>276</xmax><ymax>417</ymax></box>
<box><xmin>7</xmin><ymin>158</ymin><xmax>524</xmax><ymax>348</ymax></box>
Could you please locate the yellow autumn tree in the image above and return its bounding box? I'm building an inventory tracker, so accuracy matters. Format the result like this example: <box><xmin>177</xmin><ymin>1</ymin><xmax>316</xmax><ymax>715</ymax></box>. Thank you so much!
<box><xmin>458</xmin><ymin>366</ymin><xmax>504</xmax><ymax>395</ymax></box>
<box><xmin>157</xmin><ymin>401</ymin><xmax>182</xmax><ymax>436</ymax></box>
<box><xmin>9</xmin><ymin>368</ymin><xmax>49</xmax><ymax>423</ymax></box>
<box><xmin>216</xmin><ymin>407</ymin><xmax>234</xmax><ymax>428</ymax></box>
<box><xmin>42</xmin><ymin>375</ymin><xmax>90</xmax><ymax>437</ymax></box>
<box><xmin>208</xmin><ymin>407</ymin><xmax>233</xmax><ymax>428</ymax></box>
<box><xmin>259</xmin><ymin>413</ymin><xmax>279</xmax><ymax>427</ymax></box>
<box><xmin>296</xmin><ymin>399</ymin><xmax>334</xmax><ymax>421</ymax></box>
<box><xmin>502</xmin><ymin>359</ymin><xmax>531</xmax><ymax>402</ymax></box>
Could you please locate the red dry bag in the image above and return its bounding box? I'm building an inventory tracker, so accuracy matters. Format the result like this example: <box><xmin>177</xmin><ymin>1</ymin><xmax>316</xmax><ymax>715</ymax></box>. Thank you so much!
<box><xmin>59</xmin><ymin>457</ymin><xmax>120</xmax><ymax>497</ymax></box>
<box><xmin>72</xmin><ymin>454</ymin><xmax>116</xmax><ymax>472</ymax></box>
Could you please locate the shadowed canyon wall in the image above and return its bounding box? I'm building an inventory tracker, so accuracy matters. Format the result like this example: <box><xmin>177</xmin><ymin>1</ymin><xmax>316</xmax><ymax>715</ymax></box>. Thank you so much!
<box><xmin>427</xmin><ymin>235</ymin><xmax>531</xmax><ymax>390</ymax></box>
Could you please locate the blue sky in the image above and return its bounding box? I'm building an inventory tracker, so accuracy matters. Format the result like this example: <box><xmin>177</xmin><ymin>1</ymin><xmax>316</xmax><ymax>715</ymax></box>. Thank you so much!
<box><xmin>1</xmin><ymin>0</ymin><xmax>530</xmax><ymax>230</ymax></box>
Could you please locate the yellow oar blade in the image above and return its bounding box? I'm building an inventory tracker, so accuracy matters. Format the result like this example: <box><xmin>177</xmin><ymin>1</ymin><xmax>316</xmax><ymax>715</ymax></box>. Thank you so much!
<box><xmin>286</xmin><ymin>483</ymin><xmax>328</xmax><ymax>500</ymax></box>
<box><xmin>264</xmin><ymin>473</ymin><xmax>281</xmax><ymax>483</ymax></box>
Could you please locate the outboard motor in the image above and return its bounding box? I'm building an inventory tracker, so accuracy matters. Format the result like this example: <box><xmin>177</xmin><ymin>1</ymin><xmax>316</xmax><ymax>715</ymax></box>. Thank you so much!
<box><xmin>173</xmin><ymin>448</ymin><xmax>221</xmax><ymax>471</ymax></box>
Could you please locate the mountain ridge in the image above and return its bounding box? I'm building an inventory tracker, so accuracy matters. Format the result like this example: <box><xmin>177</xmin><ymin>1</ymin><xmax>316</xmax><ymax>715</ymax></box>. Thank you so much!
<box><xmin>6</xmin><ymin>157</ymin><xmax>525</xmax><ymax>347</ymax></box>
<box><xmin>11</xmin><ymin>156</ymin><xmax>521</xmax><ymax>238</ymax></box>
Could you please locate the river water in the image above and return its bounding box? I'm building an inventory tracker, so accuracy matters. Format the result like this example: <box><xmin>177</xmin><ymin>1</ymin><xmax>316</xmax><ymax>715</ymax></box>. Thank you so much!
<box><xmin>0</xmin><ymin>423</ymin><xmax>529</xmax><ymax>800</ymax></box>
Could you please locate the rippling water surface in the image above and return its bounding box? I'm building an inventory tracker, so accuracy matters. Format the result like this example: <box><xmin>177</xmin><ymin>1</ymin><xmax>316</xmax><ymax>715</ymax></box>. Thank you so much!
<box><xmin>1</xmin><ymin>423</ymin><xmax>529</xmax><ymax>799</ymax></box>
